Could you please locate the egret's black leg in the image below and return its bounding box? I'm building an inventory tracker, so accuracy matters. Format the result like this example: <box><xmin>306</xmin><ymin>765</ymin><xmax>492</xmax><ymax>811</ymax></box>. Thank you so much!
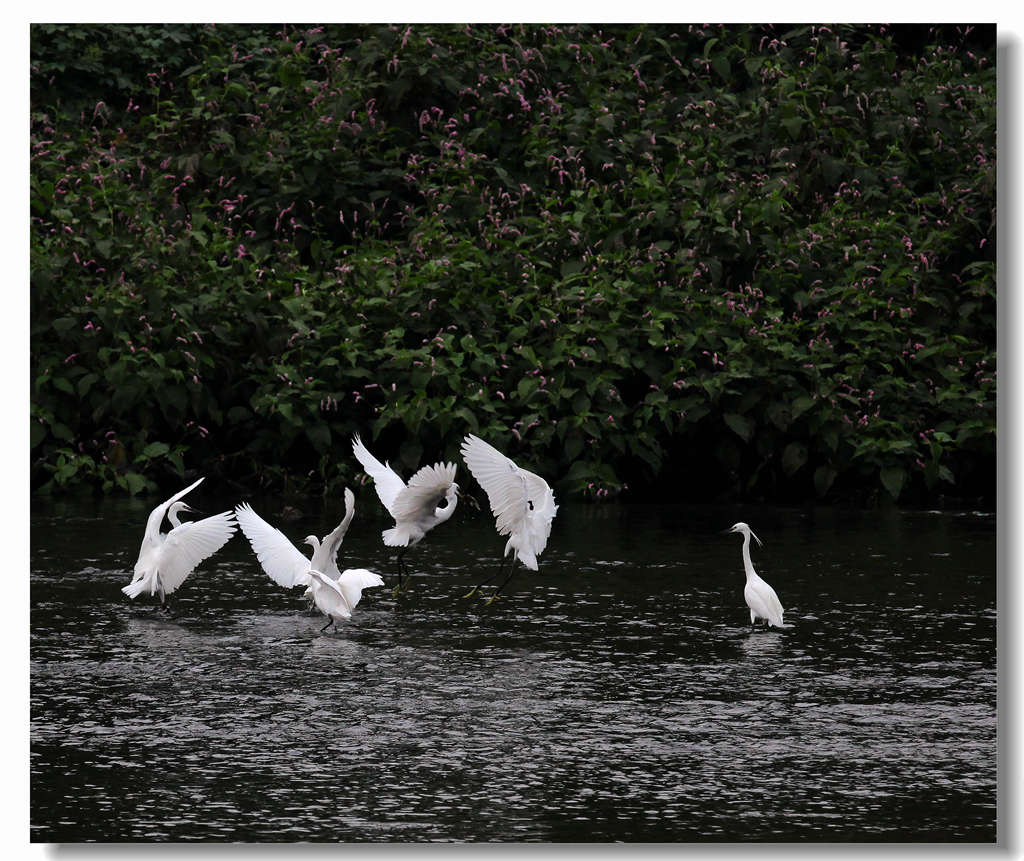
<box><xmin>320</xmin><ymin>616</ymin><xmax>335</xmax><ymax>633</ymax></box>
<box><xmin>393</xmin><ymin>548</ymin><xmax>409</xmax><ymax>596</ymax></box>
<box><xmin>485</xmin><ymin>560</ymin><xmax>520</xmax><ymax>605</ymax></box>
<box><xmin>464</xmin><ymin>555</ymin><xmax>508</xmax><ymax>599</ymax></box>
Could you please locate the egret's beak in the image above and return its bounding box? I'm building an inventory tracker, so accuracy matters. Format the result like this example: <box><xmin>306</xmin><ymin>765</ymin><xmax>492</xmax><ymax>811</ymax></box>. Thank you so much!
<box><xmin>457</xmin><ymin>489</ymin><xmax>481</xmax><ymax>511</ymax></box>
<box><xmin>182</xmin><ymin>503</ymin><xmax>205</xmax><ymax>515</ymax></box>
<box><xmin>721</xmin><ymin>526</ymin><xmax>736</xmax><ymax>535</ymax></box>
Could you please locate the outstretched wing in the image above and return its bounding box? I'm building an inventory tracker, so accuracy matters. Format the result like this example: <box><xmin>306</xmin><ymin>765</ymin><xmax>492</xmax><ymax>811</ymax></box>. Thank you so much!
<box><xmin>311</xmin><ymin>488</ymin><xmax>355</xmax><ymax>579</ymax></box>
<box><xmin>234</xmin><ymin>503</ymin><xmax>312</xmax><ymax>588</ymax></box>
<box><xmin>352</xmin><ymin>435</ymin><xmax>406</xmax><ymax>517</ymax></box>
<box><xmin>157</xmin><ymin>510</ymin><xmax>237</xmax><ymax>594</ymax></box>
<box><xmin>461</xmin><ymin>434</ymin><xmax>530</xmax><ymax>537</ymax></box>
<box><xmin>337</xmin><ymin>568</ymin><xmax>384</xmax><ymax>610</ymax></box>
<box><xmin>462</xmin><ymin>434</ymin><xmax>557</xmax><ymax>566</ymax></box>
<box><xmin>137</xmin><ymin>476</ymin><xmax>206</xmax><ymax>565</ymax></box>
<box><xmin>392</xmin><ymin>462</ymin><xmax>457</xmax><ymax>523</ymax></box>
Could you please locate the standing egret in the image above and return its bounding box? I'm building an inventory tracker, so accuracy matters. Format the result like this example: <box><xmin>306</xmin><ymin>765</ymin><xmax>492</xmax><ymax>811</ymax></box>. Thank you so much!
<box><xmin>351</xmin><ymin>434</ymin><xmax>463</xmax><ymax>594</ymax></box>
<box><xmin>460</xmin><ymin>433</ymin><xmax>558</xmax><ymax>603</ymax></box>
<box><xmin>234</xmin><ymin>489</ymin><xmax>384</xmax><ymax>632</ymax></box>
<box><xmin>726</xmin><ymin>522</ymin><xmax>787</xmax><ymax>629</ymax></box>
<box><xmin>122</xmin><ymin>476</ymin><xmax>237</xmax><ymax>610</ymax></box>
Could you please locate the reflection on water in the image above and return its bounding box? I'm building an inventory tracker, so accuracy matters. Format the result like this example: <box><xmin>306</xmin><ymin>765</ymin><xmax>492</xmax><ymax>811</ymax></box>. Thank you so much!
<box><xmin>31</xmin><ymin>499</ymin><xmax>996</xmax><ymax>842</ymax></box>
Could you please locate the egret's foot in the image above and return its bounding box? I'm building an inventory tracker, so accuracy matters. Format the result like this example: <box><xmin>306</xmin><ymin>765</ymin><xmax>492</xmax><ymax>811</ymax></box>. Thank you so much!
<box><xmin>484</xmin><ymin>593</ymin><xmax>501</xmax><ymax>606</ymax></box>
<box><xmin>462</xmin><ymin>586</ymin><xmax>480</xmax><ymax>599</ymax></box>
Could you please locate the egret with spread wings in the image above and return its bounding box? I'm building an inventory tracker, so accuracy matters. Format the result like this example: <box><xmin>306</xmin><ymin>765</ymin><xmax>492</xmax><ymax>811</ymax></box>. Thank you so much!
<box><xmin>234</xmin><ymin>489</ymin><xmax>383</xmax><ymax>632</ymax></box>
<box><xmin>122</xmin><ymin>476</ymin><xmax>237</xmax><ymax>610</ymax></box>
<box><xmin>352</xmin><ymin>434</ymin><xmax>465</xmax><ymax>594</ymax></box>
<box><xmin>460</xmin><ymin>433</ymin><xmax>558</xmax><ymax>603</ymax></box>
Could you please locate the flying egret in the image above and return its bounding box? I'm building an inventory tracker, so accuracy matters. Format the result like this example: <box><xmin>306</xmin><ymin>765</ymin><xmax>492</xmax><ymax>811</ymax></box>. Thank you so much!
<box><xmin>460</xmin><ymin>433</ymin><xmax>558</xmax><ymax>603</ymax></box>
<box><xmin>122</xmin><ymin>476</ymin><xmax>237</xmax><ymax>610</ymax></box>
<box><xmin>351</xmin><ymin>434</ymin><xmax>464</xmax><ymax>594</ymax></box>
<box><xmin>726</xmin><ymin>522</ymin><xmax>788</xmax><ymax>629</ymax></box>
<box><xmin>234</xmin><ymin>489</ymin><xmax>384</xmax><ymax>632</ymax></box>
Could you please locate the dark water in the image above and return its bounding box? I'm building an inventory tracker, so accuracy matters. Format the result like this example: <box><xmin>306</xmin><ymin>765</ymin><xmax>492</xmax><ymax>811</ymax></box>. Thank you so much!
<box><xmin>30</xmin><ymin>493</ymin><xmax>996</xmax><ymax>842</ymax></box>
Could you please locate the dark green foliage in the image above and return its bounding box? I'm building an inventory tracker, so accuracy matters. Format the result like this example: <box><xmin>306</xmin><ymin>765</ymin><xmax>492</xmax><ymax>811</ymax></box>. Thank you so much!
<box><xmin>31</xmin><ymin>24</ymin><xmax>995</xmax><ymax>504</ymax></box>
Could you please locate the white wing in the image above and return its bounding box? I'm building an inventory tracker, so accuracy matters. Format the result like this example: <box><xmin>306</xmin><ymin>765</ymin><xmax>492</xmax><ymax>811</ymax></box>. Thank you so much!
<box><xmin>391</xmin><ymin>462</ymin><xmax>458</xmax><ymax>523</ymax></box>
<box><xmin>157</xmin><ymin>510</ymin><xmax>237</xmax><ymax>594</ymax></box>
<box><xmin>461</xmin><ymin>434</ymin><xmax>523</xmax><ymax>535</ymax></box>
<box><xmin>461</xmin><ymin>434</ymin><xmax>534</xmax><ymax>535</ymax></box>
<box><xmin>462</xmin><ymin>434</ymin><xmax>557</xmax><ymax>568</ymax></box>
<box><xmin>310</xmin><ymin>488</ymin><xmax>355</xmax><ymax>579</ymax></box>
<box><xmin>352</xmin><ymin>435</ymin><xmax>406</xmax><ymax>517</ymax></box>
<box><xmin>337</xmin><ymin>568</ymin><xmax>384</xmax><ymax>610</ymax></box>
<box><xmin>234</xmin><ymin>502</ymin><xmax>312</xmax><ymax>588</ymax></box>
<box><xmin>136</xmin><ymin>476</ymin><xmax>206</xmax><ymax>566</ymax></box>
<box><xmin>747</xmin><ymin>577</ymin><xmax>786</xmax><ymax>627</ymax></box>
<box><xmin>309</xmin><ymin>569</ymin><xmax>353</xmax><ymax>619</ymax></box>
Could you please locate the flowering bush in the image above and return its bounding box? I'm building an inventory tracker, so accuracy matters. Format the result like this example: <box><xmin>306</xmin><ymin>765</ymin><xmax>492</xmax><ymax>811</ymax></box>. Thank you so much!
<box><xmin>31</xmin><ymin>24</ymin><xmax>995</xmax><ymax>504</ymax></box>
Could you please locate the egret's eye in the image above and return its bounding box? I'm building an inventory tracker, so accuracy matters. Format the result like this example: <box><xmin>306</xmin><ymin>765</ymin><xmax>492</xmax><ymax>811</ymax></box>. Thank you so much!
<box><xmin>527</xmin><ymin>500</ymin><xmax>534</xmax><ymax>511</ymax></box>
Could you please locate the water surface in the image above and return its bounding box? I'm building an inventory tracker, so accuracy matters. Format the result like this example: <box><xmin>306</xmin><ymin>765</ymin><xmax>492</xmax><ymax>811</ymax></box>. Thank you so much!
<box><xmin>30</xmin><ymin>495</ymin><xmax>996</xmax><ymax>842</ymax></box>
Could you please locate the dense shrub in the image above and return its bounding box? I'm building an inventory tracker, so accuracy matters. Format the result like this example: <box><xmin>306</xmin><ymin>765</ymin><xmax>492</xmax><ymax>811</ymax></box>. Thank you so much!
<box><xmin>30</xmin><ymin>24</ymin><xmax>996</xmax><ymax>505</ymax></box>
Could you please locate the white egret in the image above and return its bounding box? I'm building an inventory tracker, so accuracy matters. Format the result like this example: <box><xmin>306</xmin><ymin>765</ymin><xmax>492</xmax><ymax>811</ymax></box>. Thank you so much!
<box><xmin>351</xmin><ymin>434</ymin><xmax>464</xmax><ymax>593</ymax></box>
<box><xmin>122</xmin><ymin>476</ymin><xmax>237</xmax><ymax>609</ymax></box>
<box><xmin>726</xmin><ymin>522</ymin><xmax>787</xmax><ymax>629</ymax></box>
<box><xmin>460</xmin><ymin>433</ymin><xmax>558</xmax><ymax>603</ymax></box>
<box><xmin>234</xmin><ymin>489</ymin><xmax>384</xmax><ymax>632</ymax></box>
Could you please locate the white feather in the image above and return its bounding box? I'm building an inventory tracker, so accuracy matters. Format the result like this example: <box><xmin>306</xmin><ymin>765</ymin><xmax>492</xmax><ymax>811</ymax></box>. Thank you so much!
<box><xmin>460</xmin><ymin>434</ymin><xmax>557</xmax><ymax>571</ymax></box>
<box><xmin>122</xmin><ymin>477</ymin><xmax>236</xmax><ymax>601</ymax></box>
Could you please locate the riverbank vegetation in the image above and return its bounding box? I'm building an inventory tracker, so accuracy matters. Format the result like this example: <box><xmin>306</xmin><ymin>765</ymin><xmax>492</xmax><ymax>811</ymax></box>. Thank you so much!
<box><xmin>30</xmin><ymin>24</ymin><xmax>996</xmax><ymax>505</ymax></box>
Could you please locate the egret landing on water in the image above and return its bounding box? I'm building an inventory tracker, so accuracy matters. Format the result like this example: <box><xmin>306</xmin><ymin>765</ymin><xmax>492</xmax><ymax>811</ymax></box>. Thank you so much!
<box><xmin>460</xmin><ymin>433</ymin><xmax>558</xmax><ymax>603</ymax></box>
<box><xmin>726</xmin><ymin>522</ymin><xmax>788</xmax><ymax>629</ymax></box>
<box><xmin>122</xmin><ymin>477</ymin><xmax>237</xmax><ymax>611</ymax></box>
<box><xmin>352</xmin><ymin>434</ymin><xmax>468</xmax><ymax>595</ymax></box>
<box><xmin>234</xmin><ymin>488</ymin><xmax>384</xmax><ymax>633</ymax></box>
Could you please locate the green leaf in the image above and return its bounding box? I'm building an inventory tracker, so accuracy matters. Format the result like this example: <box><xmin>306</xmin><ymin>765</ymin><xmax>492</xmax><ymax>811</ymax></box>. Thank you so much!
<box><xmin>723</xmin><ymin>412</ymin><xmax>753</xmax><ymax>442</ymax></box>
<box><xmin>124</xmin><ymin>472</ymin><xmax>147</xmax><ymax>495</ymax></box>
<box><xmin>77</xmin><ymin>373</ymin><xmax>99</xmax><ymax>397</ymax></box>
<box><xmin>52</xmin><ymin>317</ymin><xmax>78</xmax><ymax>334</ymax></box>
<box><xmin>791</xmin><ymin>395</ymin><xmax>815</xmax><ymax>418</ymax></box>
<box><xmin>813</xmin><ymin>465</ymin><xmax>837</xmax><ymax>496</ymax></box>
<box><xmin>141</xmin><ymin>441</ymin><xmax>170</xmax><ymax>459</ymax></box>
<box><xmin>306</xmin><ymin>422</ymin><xmax>331</xmax><ymax>453</ymax></box>
<box><xmin>880</xmin><ymin>466</ymin><xmax>905</xmax><ymax>499</ymax></box>
<box><xmin>781</xmin><ymin>116</ymin><xmax>804</xmax><ymax>139</ymax></box>
<box><xmin>560</xmin><ymin>259</ymin><xmax>583</xmax><ymax>278</ymax></box>
<box><xmin>564</xmin><ymin>432</ymin><xmax>584</xmax><ymax>462</ymax></box>
<box><xmin>782</xmin><ymin>442</ymin><xmax>807</xmax><ymax>476</ymax></box>
<box><xmin>52</xmin><ymin>376</ymin><xmax>74</xmax><ymax>394</ymax></box>
<box><xmin>517</xmin><ymin>378</ymin><xmax>539</xmax><ymax>400</ymax></box>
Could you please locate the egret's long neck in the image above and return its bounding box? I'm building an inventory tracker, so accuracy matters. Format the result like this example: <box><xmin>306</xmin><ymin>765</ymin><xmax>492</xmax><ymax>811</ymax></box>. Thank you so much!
<box><xmin>741</xmin><ymin>533</ymin><xmax>758</xmax><ymax>580</ymax></box>
<box><xmin>167</xmin><ymin>505</ymin><xmax>186</xmax><ymax>529</ymax></box>
<box><xmin>434</xmin><ymin>493</ymin><xmax>458</xmax><ymax>524</ymax></box>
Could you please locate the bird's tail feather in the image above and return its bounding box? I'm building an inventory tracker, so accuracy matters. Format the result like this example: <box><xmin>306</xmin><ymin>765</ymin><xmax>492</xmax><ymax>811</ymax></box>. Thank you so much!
<box><xmin>382</xmin><ymin>527</ymin><xmax>407</xmax><ymax>547</ymax></box>
<box><xmin>121</xmin><ymin>579</ymin><xmax>149</xmax><ymax>600</ymax></box>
